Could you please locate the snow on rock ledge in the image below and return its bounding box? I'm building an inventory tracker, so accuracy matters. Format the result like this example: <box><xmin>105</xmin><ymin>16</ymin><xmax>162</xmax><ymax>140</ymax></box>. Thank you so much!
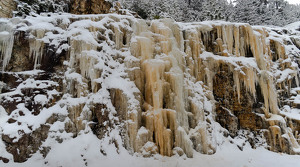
<box><xmin>0</xmin><ymin>13</ymin><xmax>300</xmax><ymax>163</ymax></box>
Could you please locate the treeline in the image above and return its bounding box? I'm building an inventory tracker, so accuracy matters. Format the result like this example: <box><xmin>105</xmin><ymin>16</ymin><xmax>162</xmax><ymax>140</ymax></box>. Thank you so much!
<box><xmin>13</xmin><ymin>0</ymin><xmax>300</xmax><ymax>26</ymax></box>
<box><xmin>121</xmin><ymin>0</ymin><xmax>300</xmax><ymax>26</ymax></box>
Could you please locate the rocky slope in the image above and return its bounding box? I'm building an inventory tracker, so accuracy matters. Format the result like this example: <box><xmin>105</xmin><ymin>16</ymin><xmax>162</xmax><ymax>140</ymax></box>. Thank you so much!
<box><xmin>0</xmin><ymin>5</ymin><xmax>300</xmax><ymax>164</ymax></box>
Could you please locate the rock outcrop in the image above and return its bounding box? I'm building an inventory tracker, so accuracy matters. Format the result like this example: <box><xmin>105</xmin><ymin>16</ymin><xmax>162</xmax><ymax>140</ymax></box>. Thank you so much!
<box><xmin>0</xmin><ymin>0</ymin><xmax>113</xmax><ymax>18</ymax></box>
<box><xmin>0</xmin><ymin>13</ymin><xmax>300</xmax><ymax>163</ymax></box>
<box><xmin>0</xmin><ymin>0</ymin><xmax>16</xmax><ymax>18</ymax></box>
<box><xmin>70</xmin><ymin>0</ymin><xmax>112</xmax><ymax>14</ymax></box>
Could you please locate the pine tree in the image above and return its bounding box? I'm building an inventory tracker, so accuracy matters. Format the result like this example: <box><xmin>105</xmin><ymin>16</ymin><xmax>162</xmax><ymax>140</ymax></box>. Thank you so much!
<box><xmin>233</xmin><ymin>0</ymin><xmax>262</xmax><ymax>25</ymax></box>
<box><xmin>15</xmin><ymin>0</ymin><xmax>70</xmax><ymax>16</ymax></box>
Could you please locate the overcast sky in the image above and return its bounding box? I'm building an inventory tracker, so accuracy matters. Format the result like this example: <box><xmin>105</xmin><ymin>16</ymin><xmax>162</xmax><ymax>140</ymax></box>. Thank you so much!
<box><xmin>287</xmin><ymin>0</ymin><xmax>299</xmax><ymax>4</ymax></box>
<box><xmin>228</xmin><ymin>0</ymin><xmax>299</xmax><ymax>5</ymax></box>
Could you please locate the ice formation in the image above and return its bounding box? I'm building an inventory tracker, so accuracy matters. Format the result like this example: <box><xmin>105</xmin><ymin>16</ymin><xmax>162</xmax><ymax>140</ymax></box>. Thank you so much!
<box><xmin>0</xmin><ymin>19</ymin><xmax>15</xmax><ymax>71</ymax></box>
<box><xmin>0</xmin><ymin>13</ymin><xmax>300</xmax><ymax>163</ymax></box>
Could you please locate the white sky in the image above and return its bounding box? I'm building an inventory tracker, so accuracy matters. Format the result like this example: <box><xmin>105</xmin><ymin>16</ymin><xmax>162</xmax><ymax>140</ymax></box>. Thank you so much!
<box><xmin>287</xmin><ymin>0</ymin><xmax>299</xmax><ymax>5</ymax></box>
<box><xmin>227</xmin><ymin>0</ymin><xmax>299</xmax><ymax>5</ymax></box>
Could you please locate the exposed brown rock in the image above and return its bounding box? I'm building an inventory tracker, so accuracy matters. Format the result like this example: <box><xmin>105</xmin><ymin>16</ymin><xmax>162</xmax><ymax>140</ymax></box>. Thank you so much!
<box><xmin>70</xmin><ymin>0</ymin><xmax>112</xmax><ymax>15</ymax></box>
<box><xmin>90</xmin><ymin>104</ymin><xmax>112</xmax><ymax>139</ymax></box>
<box><xmin>0</xmin><ymin>156</ymin><xmax>9</xmax><ymax>163</ymax></box>
<box><xmin>7</xmin><ymin>31</ymin><xmax>32</xmax><ymax>72</ymax></box>
<box><xmin>213</xmin><ymin>64</ymin><xmax>263</xmax><ymax>133</ymax></box>
<box><xmin>0</xmin><ymin>0</ymin><xmax>16</xmax><ymax>18</ymax></box>
<box><xmin>2</xmin><ymin>125</ymin><xmax>50</xmax><ymax>162</ymax></box>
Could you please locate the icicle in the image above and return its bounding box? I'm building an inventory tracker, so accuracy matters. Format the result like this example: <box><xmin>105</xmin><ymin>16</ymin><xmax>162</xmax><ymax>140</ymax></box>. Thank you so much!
<box><xmin>113</xmin><ymin>25</ymin><xmax>123</xmax><ymax>50</ymax></box>
<box><xmin>143</xmin><ymin>59</ymin><xmax>165</xmax><ymax>109</ymax></box>
<box><xmin>69</xmin><ymin>36</ymin><xmax>97</xmax><ymax>70</ymax></box>
<box><xmin>175</xmin><ymin>126</ymin><xmax>194</xmax><ymax>158</ymax></box>
<box><xmin>259</xmin><ymin>71</ymin><xmax>279</xmax><ymax>116</ymax></box>
<box><xmin>216</xmin><ymin>25</ymin><xmax>222</xmax><ymax>39</ymax></box>
<box><xmin>234</xmin><ymin>25</ymin><xmax>240</xmax><ymax>57</ymax></box>
<box><xmin>168</xmin><ymin>65</ymin><xmax>188</xmax><ymax>128</ymax></box>
<box><xmin>244</xmin><ymin>68</ymin><xmax>257</xmax><ymax>99</ymax></box>
<box><xmin>136</xmin><ymin>36</ymin><xmax>153</xmax><ymax>61</ymax></box>
<box><xmin>233</xmin><ymin>70</ymin><xmax>241</xmax><ymax>102</ymax></box>
<box><xmin>288</xmin><ymin>129</ymin><xmax>300</xmax><ymax>150</ymax></box>
<box><xmin>134</xmin><ymin>19</ymin><xmax>195</xmax><ymax>157</ymax></box>
<box><xmin>295</xmin><ymin>75</ymin><xmax>299</xmax><ymax>88</ymax></box>
<box><xmin>161</xmin><ymin>19</ymin><xmax>184</xmax><ymax>51</ymax></box>
<box><xmin>133</xmin><ymin>19</ymin><xmax>149</xmax><ymax>36</ymax></box>
<box><xmin>151</xmin><ymin>21</ymin><xmax>172</xmax><ymax>55</ymax></box>
<box><xmin>222</xmin><ymin>25</ymin><xmax>234</xmax><ymax>55</ymax></box>
<box><xmin>268</xmin><ymin>125</ymin><xmax>282</xmax><ymax>151</ymax></box>
<box><xmin>0</xmin><ymin>21</ymin><xmax>14</xmax><ymax>71</ymax></box>
<box><xmin>184</xmin><ymin>29</ymin><xmax>202</xmax><ymax>78</ymax></box>
<box><xmin>248</xmin><ymin>26</ymin><xmax>267</xmax><ymax>70</ymax></box>
<box><xmin>29</xmin><ymin>29</ymin><xmax>46</xmax><ymax>70</ymax></box>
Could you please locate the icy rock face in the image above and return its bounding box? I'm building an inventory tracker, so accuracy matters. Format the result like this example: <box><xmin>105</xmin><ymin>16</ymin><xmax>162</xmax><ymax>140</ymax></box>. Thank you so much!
<box><xmin>0</xmin><ymin>14</ymin><xmax>300</xmax><ymax>162</ymax></box>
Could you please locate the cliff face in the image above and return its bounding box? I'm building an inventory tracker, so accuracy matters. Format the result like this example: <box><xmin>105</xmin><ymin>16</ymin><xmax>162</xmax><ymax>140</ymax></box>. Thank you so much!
<box><xmin>0</xmin><ymin>0</ymin><xmax>112</xmax><ymax>18</ymax></box>
<box><xmin>0</xmin><ymin>13</ymin><xmax>300</xmax><ymax>163</ymax></box>
<box><xmin>70</xmin><ymin>0</ymin><xmax>112</xmax><ymax>14</ymax></box>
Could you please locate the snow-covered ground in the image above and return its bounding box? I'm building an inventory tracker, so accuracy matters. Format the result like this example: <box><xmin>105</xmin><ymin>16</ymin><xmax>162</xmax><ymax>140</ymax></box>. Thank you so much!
<box><xmin>1</xmin><ymin>132</ymin><xmax>300</xmax><ymax>167</ymax></box>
